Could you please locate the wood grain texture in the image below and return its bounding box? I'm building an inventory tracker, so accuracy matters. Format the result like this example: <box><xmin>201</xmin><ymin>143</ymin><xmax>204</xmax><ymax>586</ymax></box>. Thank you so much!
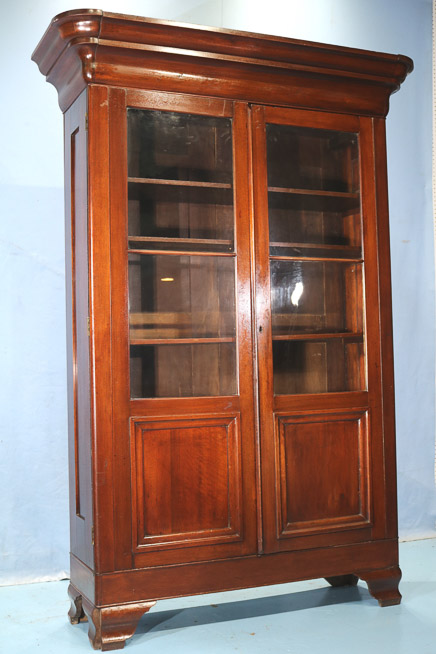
<box><xmin>108</xmin><ymin>87</ymin><xmax>134</xmax><ymax>572</ymax></box>
<box><xmin>87</xmin><ymin>85</ymin><xmax>115</xmax><ymax>573</ymax></box>
<box><xmin>130</xmin><ymin>416</ymin><xmax>243</xmax><ymax>560</ymax></box>
<box><xmin>32</xmin><ymin>10</ymin><xmax>412</xmax><ymax>114</ymax></box>
<box><xmin>275</xmin><ymin>411</ymin><xmax>371</xmax><ymax>538</ymax></box>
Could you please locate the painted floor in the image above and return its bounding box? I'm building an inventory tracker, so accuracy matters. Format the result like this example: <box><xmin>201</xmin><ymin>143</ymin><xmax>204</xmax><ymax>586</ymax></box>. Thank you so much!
<box><xmin>0</xmin><ymin>539</ymin><xmax>435</xmax><ymax>653</ymax></box>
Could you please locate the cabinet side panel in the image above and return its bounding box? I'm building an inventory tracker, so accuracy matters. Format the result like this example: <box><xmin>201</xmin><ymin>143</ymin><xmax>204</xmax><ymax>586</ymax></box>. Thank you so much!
<box><xmin>64</xmin><ymin>88</ymin><xmax>94</xmax><ymax>569</ymax></box>
<box><xmin>372</xmin><ymin>117</ymin><xmax>398</xmax><ymax>539</ymax></box>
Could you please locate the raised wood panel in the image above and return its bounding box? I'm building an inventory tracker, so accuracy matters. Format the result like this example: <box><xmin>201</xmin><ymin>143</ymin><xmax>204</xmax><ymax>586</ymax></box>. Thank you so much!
<box><xmin>275</xmin><ymin>410</ymin><xmax>371</xmax><ymax>538</ymax></box>
<box><xmin>131</xmin><ymin>416</ymin><xmax>242</xmax><ymax>552</ymax></box>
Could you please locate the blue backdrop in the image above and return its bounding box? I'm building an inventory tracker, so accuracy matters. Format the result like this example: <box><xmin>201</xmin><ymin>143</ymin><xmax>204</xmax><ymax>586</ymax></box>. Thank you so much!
<box><xmin>0</xmin><ymin>0</ymin><xmax>434</xmax><ymax>585</ymax></box>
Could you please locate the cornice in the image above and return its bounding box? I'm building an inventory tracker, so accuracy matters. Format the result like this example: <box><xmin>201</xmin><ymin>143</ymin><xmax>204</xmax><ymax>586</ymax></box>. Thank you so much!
<box><xmin>32</xmin><ymin>9</ymin><xmax>413</xmax><ymax>115</ymax></box>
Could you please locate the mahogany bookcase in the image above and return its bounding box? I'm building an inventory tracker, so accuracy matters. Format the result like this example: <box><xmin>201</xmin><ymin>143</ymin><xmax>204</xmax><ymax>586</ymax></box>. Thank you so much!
<box><xmin>32</xmin><ymin>9</ymin><xmax>412</xmax><ymax>650</ymax></box>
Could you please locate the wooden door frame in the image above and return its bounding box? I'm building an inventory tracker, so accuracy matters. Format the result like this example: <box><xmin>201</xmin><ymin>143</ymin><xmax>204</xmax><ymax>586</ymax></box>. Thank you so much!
<box><xmin>250</xmin><ymin>104</ymin><xmax>395</xmax><ymax>553</ymax></box>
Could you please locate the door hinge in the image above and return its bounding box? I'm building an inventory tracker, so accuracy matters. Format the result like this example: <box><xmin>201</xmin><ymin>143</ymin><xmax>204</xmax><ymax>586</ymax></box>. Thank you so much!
<box><xmin>87</xmin><ymin>316</ymin><xmax>90</xmax><ymax>337</ymax></box>
<box><xmin>91</xmin><ymin>526</ymin><xmax>95</xmax><ymax>546</ymax></box>
<box><xmin>85</xmin><ymin>112</ymin><xmax>88</xmax><ymax>131</ymax></box>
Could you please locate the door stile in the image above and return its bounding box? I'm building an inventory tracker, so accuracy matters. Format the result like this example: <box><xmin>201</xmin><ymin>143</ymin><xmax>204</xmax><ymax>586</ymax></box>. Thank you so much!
<box><xmin>227</xmin><ymin>100</ymin><xmax>259</xmax><ymax>557</ymax></box>
<box><xmin>108</xmin><ymin>86</ymin><xmax>134</xmax><ymax>570</ymax></box>
<box><xmin>372</xmin><ymin>117</ymin><xmax>398</xmax><ymax>540</ymax></box>
<box><xmin>87</xmin><ymin>85</ymin><xmax>116</xmax><ymax>572</ymax></box>
<box><xmin>250</xmin><ymin>104</ymin><xmax>279</xmax><ymax>552</ymax></box>
<box><xmin>235</xmin><ymin>101</ymin><xmax>263</xmax><ymax>554</ymax></box>
<box><xmin>358</xmin><ymin>116</ymin><xmax>391</xmax><ymax>540</ymax></box>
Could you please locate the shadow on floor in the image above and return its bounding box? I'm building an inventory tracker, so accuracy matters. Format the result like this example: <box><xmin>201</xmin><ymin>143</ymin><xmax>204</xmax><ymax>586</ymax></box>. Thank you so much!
<box><xmin>136</xmin><ymin>582</ymin><xmax>369</xmax><ymax>636</ymax></box>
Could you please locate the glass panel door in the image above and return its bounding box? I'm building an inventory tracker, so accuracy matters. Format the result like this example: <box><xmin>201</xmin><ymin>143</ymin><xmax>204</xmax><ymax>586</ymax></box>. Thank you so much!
<box><xmin>265</xmin><ymin>123</ymin><xmax>366</xmax><ymax>394</ymax></box>
<box><xmin>127</xmin><ymin>109</ymin><xmax>237</xmax><ymax>398</ymax></box>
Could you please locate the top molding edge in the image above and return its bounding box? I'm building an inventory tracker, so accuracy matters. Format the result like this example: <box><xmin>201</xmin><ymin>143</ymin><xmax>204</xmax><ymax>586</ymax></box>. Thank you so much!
<box><xmin>32</xmin><ymin>9</ymin><xmax>414</xmax><ymax>115</ymax></box>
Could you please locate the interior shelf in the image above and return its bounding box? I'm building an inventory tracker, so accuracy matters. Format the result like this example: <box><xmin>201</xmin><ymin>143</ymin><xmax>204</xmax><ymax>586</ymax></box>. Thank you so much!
<box><xmin>128</xmin><ymin>177</ymin><xmax>232</xmax><ymax>189</ymax></box>
<box><xmin>270</xmin><ymin>242</ymin><xmax>360</xmax><ymax>251</ymax></box>
<box><xmin>269</xmin><ymin>242</ymin><xmax>362</xmax><ymax>260</ymax></box>
<box><xmin>272</xmin><ymin>332</ymin><xmax>364</xmax><ymax>341</ymax></box>
<box><xmin>268</xmin><ymin>186</ymin><xmax>360</xmax><ymax>212</ymax></box>
<box><xmin>129</xmin><ymin>235</ymin><xmax>232</xmax><ymax>244</ymax></box>
<box><xmin>128</xmin><ymin>180</ymin><xmax>234</xmax><ymax>206</ymax></box>
<box><xmin>268</xmin><ymin>186</ymin><xmax>358</xmax><ymax>198</ymax></box>
<box><xmin>130</xmin><ymin>337</ymin><xmax>236</xmax><ymax>345</ymax></box>
<box><xmin>128</xmin><ymin>248</ymin><xmax>235</xmax><ymax>257</ymax></box>
<box><xmin>128</xmin><ymin>236</ymin><xmax>234</xmax><ymax>254</ymax></box>
<box><xmin>269</xmin><ymin>254</ymin><xmax>363</xmax><ymax>263</ymax></box>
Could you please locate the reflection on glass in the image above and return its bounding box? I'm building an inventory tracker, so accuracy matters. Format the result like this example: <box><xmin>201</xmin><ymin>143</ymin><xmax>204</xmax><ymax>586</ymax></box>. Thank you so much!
<box><xmin>266</xmin><ymin>122</ymin><xmax>366</xmax><ymax>394</ymax></box>
<box><xmin>266</xmin><ymin>124</ymin><xmax>361</xmax><ymax>260</ymax></box>
<box><xmin>270</xmin><ymin>261</ymin><xmax>363</xmax><ymax>336</ymax></box>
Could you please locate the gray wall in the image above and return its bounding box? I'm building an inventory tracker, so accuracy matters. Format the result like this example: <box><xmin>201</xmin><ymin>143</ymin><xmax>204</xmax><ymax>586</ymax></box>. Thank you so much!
<box><xmin>0</xmin><ymin>0</ymin><xmax>433</xmax><ymax>584</ymax></box>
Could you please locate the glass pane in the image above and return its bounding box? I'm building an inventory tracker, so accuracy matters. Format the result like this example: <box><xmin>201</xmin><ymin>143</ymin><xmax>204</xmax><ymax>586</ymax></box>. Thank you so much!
<box><xmin>266</xmin><ymin>124</ymin><xmax>359</xmax><ymax>192</ymax></box>
<box><xmin>129</xmin><ymin>254</ymin><xmax>236</xmax><ymax>340</ymax></box>
<box><xmin>127</xmin><ymin>108</ymin><xmax>237</xmax><ymax>398</ymax></box>
<box><xmin>266</xmin><ymin>124</ymin><xmax>361</xmax><ymax>259</ymax></box>
<box><xmin>273</xmin><ymin>339</ymin><xmax>365</xmax><ymax>395</ymax></box>
<box><xmin>127</xmin><ymin>109</ymin><xmax>234</xmax><ymax>254</ymax></box>
<box><xmin>130</xmin><ymin>343</ymin><xmax>236</xmax><ymax>398</ymax></box>
<box><xmin>128</xmin><ymin>253</ymin><xmax>237</xmax><ymax>398</ymax></box>
<box><xmin>128</xmin><ymin>109</ymin><xmax>232</xmax><ymax>183</ymax></box>
<box><xmin>128</xmin><ymin>184</ymin><xmax>234</xmax><ymax>253</ymax></box>
<box><xmin>268</xmin><ymin>201</ymin><xmax>361</xmax><ymax>259</ymax></box>
<box><xmin>266</xmin><ymin>122</ymin><xmax>366</xmax><ymax>395</ymax></box>
<box><xmin>270</xmin><ymin>261</ymin><xmax>363</xmax><ymax>336</ymax></box>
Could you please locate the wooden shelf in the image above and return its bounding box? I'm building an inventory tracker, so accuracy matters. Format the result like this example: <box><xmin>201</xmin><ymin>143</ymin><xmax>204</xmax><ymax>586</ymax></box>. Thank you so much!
<box><xmin>268</xmin><ymin>186</ymin><xmax>358</xmax><ymax>198</ymax></box>
<box><xmin>269</xmin><ymin>255</ymin><xmax>363</xmax><ymax>263</ymax></box>
<box><xmin>128</xmin><ymin>179</ymin><xmax>234</xmax><ymax>206</ymax></box>
<box><xmin>128</xmin><ymin>236</ymin><xmax>233</xmax><ymax>246</ymax></box>
<box><xmin>129</xmin><ymin>177</ymin><xmax>232</xmax><ymax>189</ymax></box>
<box><xmin>270</xmin><ymin>242</ymin><xmax>360</xmax><ymax>251</ymax></box>
<box><xmin>268</xmin><ymin>186</ymin><xmax>360</xmax><ymax>212</ymax></box>
<box><xmin>130</xmin><ymin>337</ymin><xmax>236</xmax><ymax>346</ymax></box>
<box><xmin>128</xmin><ymin>248</ymin><xmax>235</xmax><ymax>257</ymax></box>
<box><xmin>272</xmin><ymin>332</ymin><xmax>363</xmax><ymax>341</ymax></box>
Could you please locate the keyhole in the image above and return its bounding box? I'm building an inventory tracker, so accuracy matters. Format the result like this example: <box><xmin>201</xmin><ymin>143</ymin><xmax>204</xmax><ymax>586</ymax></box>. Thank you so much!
<box><xmin>259</xmin><ymin>325</ymin><xmax>263</xmax><ymax>333</ymax></box>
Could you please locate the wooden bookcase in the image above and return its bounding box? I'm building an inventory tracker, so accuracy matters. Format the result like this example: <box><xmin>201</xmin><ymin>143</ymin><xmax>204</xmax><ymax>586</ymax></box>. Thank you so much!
<box><xmin>32</xmin><ymin>10</ymin><xmax>412</xmax><ymax>650</ymax></box>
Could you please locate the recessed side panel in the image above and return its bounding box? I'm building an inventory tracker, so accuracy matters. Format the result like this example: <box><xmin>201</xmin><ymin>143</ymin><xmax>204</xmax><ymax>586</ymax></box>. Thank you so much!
<box><xmin>275</xmin><ymin>410</ymin><xmax>371</xmax><ymax>539</ymax></box>
<box><xmin>131</xmin><ymin>415</ymin><xmax>243</xmax><ymax>565</ymax></box>
<box><xmin>64</xmin><ymin>88</ymin><xmax>94</xmax><ymax>569</ymax></box>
